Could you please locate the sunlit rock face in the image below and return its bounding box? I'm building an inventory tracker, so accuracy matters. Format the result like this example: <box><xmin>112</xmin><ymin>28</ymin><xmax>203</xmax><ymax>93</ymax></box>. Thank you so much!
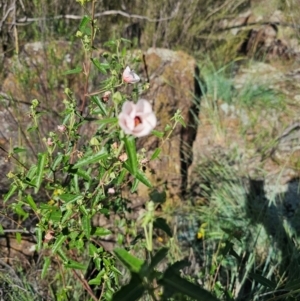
<box><xmin>92</xmin><ymin>48</ymin><xmax>198</xmax><ymax>250</ymax></box>
<box><xmin>187</xmin><ymin>56</ymin><xmax>300</xmax><ymax>254</ymax></box>
<box><xmin>0</xmin><ymin>41</ymin><xmax>83</xmax><ymax>192</ymax></box>
<box><xmin>134</xmin><ymin>48</ymin><xmax>198</xmax><ymax>202</ymax></box>
<box><xmin>0</xmin><ymin>44</ymin><xmax>198</xmax><ymax>201</ymax></box>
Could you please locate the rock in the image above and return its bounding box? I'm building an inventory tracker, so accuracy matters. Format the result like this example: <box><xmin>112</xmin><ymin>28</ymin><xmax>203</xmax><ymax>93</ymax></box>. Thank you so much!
<box><xmin>136</xmin><ymin>48</ymin><xmax>198</xmax><ymax>201</ymax></box>
<box><xmin>92</xmin><ymin>49</ymin><xmax>198</xmax><ymax>245</ymax></box>
<box><xmin>0</xmin><ymin>41</ymin><xmax>84</xmax><ymax>193</ymax></box>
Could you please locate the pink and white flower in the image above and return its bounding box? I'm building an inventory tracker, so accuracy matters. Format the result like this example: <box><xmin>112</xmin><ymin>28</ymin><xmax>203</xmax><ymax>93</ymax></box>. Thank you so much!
<box><xmin>118</xmin><ymin>99</ymin><xmax>157</xmax><ymax>137</ymax></box>
<box><xmin>57</xmin><ymin>125</ymin><xmax>66</xmax><ymax>133</ymax></box>
<box><xmin>47</xmin><ymin>138</ymin><xmax>54</xmax><ymax>146</ymax></box>
<box><xmin>108</xmin><ymin>188</ymin><xmax>116</xmax><ymax>195</ymax></box>
<box><xmin>122</xmin><ymin>66</ymin><xmax>140</xmax><ymax>84</ymax></box>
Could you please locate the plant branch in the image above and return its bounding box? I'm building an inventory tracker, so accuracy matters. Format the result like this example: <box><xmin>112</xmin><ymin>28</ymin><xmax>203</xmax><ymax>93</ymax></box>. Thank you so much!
<box><xmin>11</xmin><ymin>10</ymin><xmax>174</xmax><ymax>26</ymax></box>
<box><xmin>72</xmin><ymin>269</ymin><xmax>99</xmax><ymax>301</ymax></box>
<box><xmin>80</xmin><ymin>0</ymin><xmax>96</xmax><ymax>114</ymax></box>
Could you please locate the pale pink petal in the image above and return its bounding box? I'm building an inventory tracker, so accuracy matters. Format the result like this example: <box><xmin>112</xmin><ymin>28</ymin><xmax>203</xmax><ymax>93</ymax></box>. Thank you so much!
<box><xmin>121</xmin><ymin>101</ymin><xmax>136</xmax><ymax>118</ymax></box>
<box><xmin>143</xmin><ymin>112</ymin><xmax>157</xmax><ymax>128</ymax></box>
<box><xmin>118</xmin><ymin>113</ymin><xmax>135</xmax><ymax>133</ymax></box>
<box><xmin>108</xmin><ymin>188</ymin><xmax>115</xmax><ymax>194</ymax></box>
<box><xmin>122</xmin><ymin>66</ymin><xmax>140</xmax><ymax>84</ymax></box>
<box><xmin>47</xmin><ymin>138</ymin><xmax>54</xmax><ymax>146</ymax></box>
<box><xmin>118</xmin><ymin>99</ymin><xmax>157</xmax><ymax>137</ymax></box>
<box><xmin>132</xmin><ymin>112</ymin><xmax>157</xmax><ymax>137</ymax></box>
<box><xmin>132</xmin><ymin>124</ymin><xmax>152</xmax><ymax>137</ymax></box>
<box><xmin>57</xmin><ymin>125</ymin><xmax>66</xmax><ymax>132</ymax></box>
<box><xmin>136</xmin><ymin>99</ymin><xmax>153</xmax><ymax>114</ymax></box>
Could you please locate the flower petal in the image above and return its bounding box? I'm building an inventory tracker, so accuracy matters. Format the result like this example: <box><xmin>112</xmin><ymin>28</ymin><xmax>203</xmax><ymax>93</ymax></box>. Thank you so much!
<box><xmin>122</xmin><ymin>66</ymin><xmax>140</xmax><ymax>84</ymax></box>
<box><xmin>121</xmin><ymin>101</ymin><xmax>136</xmax><ymax>118</ymax></box>
<box><xmin>132</xmin><ymin>125</ymin><xmax>151</xmax><ymax>137</ymax></box>
<box><xmin>118</xmin><ymin>112</ymin><xmax>135</xmax><ymax>133</ymax></box>
<box><xmin>118</xmin><ymin>99</ymin><xmax>157</xmax><ymax>137</ymax></box>
<box><xmin>136</xmin><ymin>98</ymin><xmax>153</xmax><ymax>114</ymax></box>
<box><xmin>143</xmin><ymin>112</ymin><xmax>157</xmax><ymax>128</ymax></box>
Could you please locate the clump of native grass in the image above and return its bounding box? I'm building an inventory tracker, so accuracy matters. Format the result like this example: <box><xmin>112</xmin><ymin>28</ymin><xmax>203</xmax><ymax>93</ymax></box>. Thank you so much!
<box><xmin>183</xmin><ymin>152</ymin><xmax>300</xmax><ymax>300</ymax></box>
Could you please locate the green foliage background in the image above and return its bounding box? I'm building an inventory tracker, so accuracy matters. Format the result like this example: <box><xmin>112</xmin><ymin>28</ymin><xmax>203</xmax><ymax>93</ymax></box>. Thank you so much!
<box><xmin>2</xmin><ymin>0</ymin><xmax>300</xmax><ymax>301</ymax></box>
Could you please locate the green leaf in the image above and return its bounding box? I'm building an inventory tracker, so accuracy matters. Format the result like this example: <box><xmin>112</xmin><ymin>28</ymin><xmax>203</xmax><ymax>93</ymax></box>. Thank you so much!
<box><xmin>95</xmin><ymin>117</ymin><xmax>118</xmax><ymax>126</ymax></box>
<box><xmin>26</xmin><ymin>164</ymin><xmax>37</xmax><ymax>180</ymax></box>
<box><xmin>59</xmin><ymin>193</ymin><xmax>82</xmax><ymax>203</ymax></box>
<box><xmin>152</xmin><ymin>130</ymin><xmax>164</xmax><ymax>138</ymax></box>
<box><xmin>124</xmin><ymin>136</ymin><xmax>138</xmax><ymax>176</ymax></box>
<box><xmin>112</xmin><ymin>273</ymin><xmax>145</xmax><ymax>301</ymax></box>
<box><xmin>4</xmin><ymin>185</ymin><xmax>17</xmax><ymax>203</ymax></box>
<box><xmin>150</xmin><ymin>148</ymin><xmax>161</xmax><ymax>160</ymax></box>
<box><xmin>88</xmin><ymin>277</ymin><xmax>101</xmax><ymax>286</ymax></box>
<box><xmin>149</xmin><ymin>189</ymin><xmax>166</xmax><ymax>204</ymax></box>
<box><xmin>249</xmin><ymin>273</ymin><xmax>277</xmax><ymax>289</ymax></box>
<box><xmin>57</xmin><ymin>248</ymin><xmax>68</xmax><ymax>263</ymax></box>
<box><xmin>27</xmin><ymin>126</ymin><xmax>38</xmax><ymax>133</ymax></box>
<box><xmin>41</xmin><ymin>257</ymin><xmax>51</xmax><ymax>279</ymax></box>
<box><xmin>64</xmin><ymin>260</ymin><xmax>86</xmax><ymax>270</ymax></box>
<box><xmin>79</xmin><ymin>205</ymin><xmax>88</xmax><ymax>216</ymax></box>
<box><xmin>220</xmin><ymin>240</ymin><xmax>234</xmax><ymax>256</ymax></box>
<box><xmin>91</xmin><ymin>96</ymin><xmax>108</xmax><ymax>116</ymax></box>
<box><xmin>36</xmin><ymin>227</ymin><xmax>42</xmax><ymax>251</ymax></box>
<box><xmin>16</xmin><ymin>232</ymin><xmax>21</xmax><ymax>244</ymax></box>
<box><xmin>147</xmin><ymin>248</ymin><xmax>168</xmax><ymax>275</ymax></box>
<box><xmin>124</xmin><ymin>162</ymin><xmax>152</xmax><ymax>188</ymax></box>
<box><xmin>170</xmin><ymin>260</ymin><xmax>190</xmax><ymax>272</ymax></box>
<box><xmin>91</xmin><ymin>58</ymin><xmax>108</xmax><ymax>74</ymax></box>
<box><xmin>103</xmin><ymin>39</ymin><xmax>116</xmax><ymax>47</ymax></box>
<box><xmin>130</xmin><ymin>178</ymin><xmax>140</xmax><ymax>193</ymax></box>
<box><xmin>73</xmin><ymin>148</ymin><xmax>108</xmax><ymax>169</ymax></box>
<box><xmin>71</xmin><ymin>168</ymin><xmax>92</xmax><ymax>182</ymax></box>
<box><xmin>34</xmin><ymin>153</ymin><xmax>47</xmax><ymax>194</ymax></box>
<box><xmin>61</xmin><ymin>209</ymin><xmax>73</xmax><ymax>224</ymax></box>
<box><xmin>49</xmin><ymin>210</ymin><xmax>62</xmax><ymax>223</ymax></box>
<box><xmin>95</xmin><ymin>258</ymin><xmax>103</xmax><ymax>270</ymax></box>
<box><xmin>135</xmin><ymin>169</ymin><xmax>152</xmax><ymax>188</ymax></box>
<box><xmin>79</xmin><ymin>15</ymin><xmax>91</xmax><ymax>32</ymax></box>
<box><xmin>82</xmin><ymin>215</ymin><xmax>91</xmax><ymax>240</ymax></box>
<box><xmin>0</xmin><ymin>224</ymin><xmax>3</xmax><ymax>235</ymax></box>
<box><xmin>52</xmin><ymin>234</ymin><xmax>67</xmax><ymax>253</ymax></box>
<box><xmin>62</xmin><ymin>66</ymin><xmax>83</xmax><ymax>75</ymax></box>
<box><xmin>111</xmin><ymin>265</ymin><xmax>122</xmax><ymax>276</ymax></box>
<box><xmin>285</xmin><ymin>278</ymin><xmax>300</xmax><ymax>290</ymax></box>
<box><xmin>120</xmin><ymin>38</ymin><xmax>132</xmax><ymax>44</ymax></box>
<box><xmin>114</xmin><ymin>248</ymin><xmax>145</xmax><ymax>274</ymax></box>
<box><xmin>40</xmin><ymin>204</ymin><xmax>53</xmax><ymax>211</ymax></box>
<box><xmin>51</xmin><ymin>152</ymin><xmax>63</xmax><ymax>170</ymax></box>
<box><xmin>26</xmin><ymin>194</ymin><xmax>37</xmax><ymax>210</ymax></box>
<box><xmin>93</xmin><ymin>227</ymin><xmax>112</xmax><ymax>237</ymax></box>
<box><xmin>112</xmin><ymin>91</ymin><xmax>123</xmax><ymax>104</ymax></box>
<box><xmin>229</xmin><ymin>248</ymin><xmax>240</xmax><ymax>261</ymax></box>
<box><xmin>13</xmin><ymin>147</ymin><xmax>26</xmax><ymax>154</ymax></box>
<box><xmin>154</xmin><ymin>217</ymin><xmax>172</xmax><ymax>237</ymax></box>
<box><xmin>117</xmin><ymin>169</ymin><xmax>127</xmax><ymax>185</ymax></box>
<box><xmin>160</xmin><ymin>264</ymin><xmax>219</xmax><ymax>301</ymax></box>
<box><xmin>89</xmin><ymin>243</ymin><xmax>98</xmax><ymax>257</ymax></box>
<box><xmin>14</xmin><ymin>204</ymin><xmax>28</xmax><ymax>218</ymax></box>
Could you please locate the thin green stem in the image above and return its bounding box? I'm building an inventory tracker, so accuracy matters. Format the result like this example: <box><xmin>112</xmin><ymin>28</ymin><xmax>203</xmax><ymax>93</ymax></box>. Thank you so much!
<box><xmin>80</xmin><ymin>0</ymin><xmax>96</xmax><ymax>113</ymax></box>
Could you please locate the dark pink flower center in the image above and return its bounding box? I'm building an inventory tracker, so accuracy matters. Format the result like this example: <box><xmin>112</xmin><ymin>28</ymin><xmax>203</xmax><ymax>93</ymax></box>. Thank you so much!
<box><xmin>134</xmin><ymin>116</ymin><xmax>142</xmax><ymax>127</ymax></box>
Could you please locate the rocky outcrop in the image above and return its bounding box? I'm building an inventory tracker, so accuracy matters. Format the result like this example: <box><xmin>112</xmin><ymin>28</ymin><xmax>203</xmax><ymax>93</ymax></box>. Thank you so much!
<box><xmin>0</xmin><ymin>41</ymin><xmax>84</xmax><ymax>192</ymax></box>
<box><xmin>187</xmin><ymin>58</ymin><xmax>300</xmax><ymax>255</ymax></box>
<box><xmin>135</xmin><ymin>48</ymin><xmax>198</xmax><ymax>201</ymax></box>
<box><xmin>0</xmin><ymin>44</ymin><xmax>198</xmax><ymax>201</ymax></box>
